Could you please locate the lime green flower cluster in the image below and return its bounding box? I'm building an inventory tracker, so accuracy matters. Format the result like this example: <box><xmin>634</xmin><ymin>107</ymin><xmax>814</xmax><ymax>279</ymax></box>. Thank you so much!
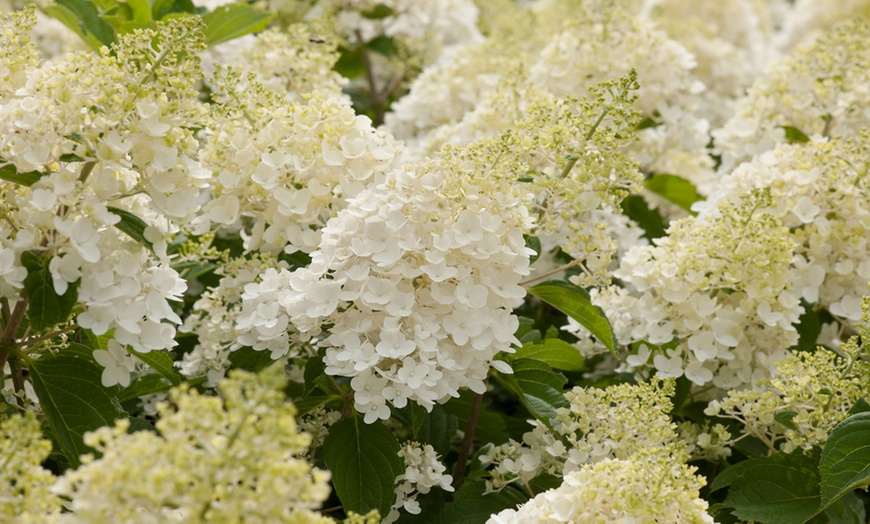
<box><xmin>54</xmin><ymin>366</ymin><xmax>332</xmax><ymax>523</ymax></box>
<box><xmin>706</xmin><ymin>297</ymin><xmax>870</xmax><ymax>453</ymax></box>
<box><xmin>0</xmin><ymin>411</ymin><xmax>61</xmax><ymax>523</ymax></box>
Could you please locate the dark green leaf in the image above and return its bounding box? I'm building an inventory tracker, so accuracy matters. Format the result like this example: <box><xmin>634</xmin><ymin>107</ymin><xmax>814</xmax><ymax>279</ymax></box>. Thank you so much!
<box><xmin>21</xmin><ymin>251</ymin><xmax>79</xmax><ymax>331</ymax></box>
<box><xmin>527</xmin><ymin>280</ymin><xmax>617</xmax><ymax>356</ymax></box>
<box><xmin>151</xmin><ymin>0</ymin><xmax>196</xmax><ymax>20</ymax></box>
<box><xmin>117</xmin><ymin>373</ymin><xmax>174</xmax><ymax>402</ymax></box>
<box><xmin>0</xmin><ymin>164</ymin><xmax>45</xmax><ymax>186</ymax></box>
<box><xmin>524</xmin><ymin>235</ymin><xmax>541</xmax><ymax>265</ymax></box>
<box><xmin>227</xmin><ymin>345</ymin><xmax>276</xmax><ymax>373</ymax></box>
<box><xmin>497</xmin><ymin>358</ymin><xmax>568</xmax><ymax>426</ymax></box>
<box><xmin>781</xmin><ymin>125</ymin><xmax>810</xmax><ymax>144</ymax></box>
<box><xmin>366</xmin><ymin>35</ymin><xmax>397</xmax><ymax>57</ymax></box>
<box><xmin>793</xmin><ymin>304</ymin><xmax>822</xmax><ymax>352</ymax></box>
<box><xmin>644</xmin><ymin>174</ymin><xmax>703</xmax><ymax>215</ymax></box>
<box><xmin>848</xmin><ymin>398</ymin><xmax>870</xmax><ymax>415</ymax></box>
<box><xmin>334</xmin><ymin>45</ymin><xmax>366</xmax><ymax>79</ymax></box>
<box><xmin>723</xmin><ymin>450</ymin><xmax>821</xmax><ymax>524</ymax></box>
<box><xmin>443</xmin><ymin>391</ymin><xmax>507</xmax><ymax>446</ymax></box>
<box><xmin>819</xmin><ymin>412</ymin><xmax>870</xmax><ymax>511</ymax></box>
<box><xmin>512</xmin><ymin>339</ymin><xmax>584</xmax><ymax>371</ymax></box>
<box><xmin>172</xmin><ymin>260</ymin><xmax>218</xmax><ymax>280</ymax></box>
<box><xmin>29</xmin><ymin>343</ymin><xmax>127</xmax><ymax>467</ymax></box>
<box><xmin>415</xmin><ymin>405</ymin><xmax>456</xmax><ymax>456</ymax></box>
<box><xmin>621</xmin><ymin>194</ymin><xmax>667</xmax><ymax>240</ymax></box>
<box><xmin>775</xmin><ymin>411</ymin><xmax>799</xmax><ymax>431</ymax></box>
<box><xmin>128</xmin><ymin>348</ymin><xmax>181</xmax><ymax>386</ymax></box>
<box><xmin>323</xmin><ymin>417</ymin><xmax>403</xmax><ymax>517</ymax></box>
<box><xmin>293</xmin><ymin>395</ymin><xmax>341</xmax><ymax>416</ymax></box>
<box><xmin>360</xmin><ymin>3</ymin><xmax>395</xmax><ymax>19</ymax></box>
<box><xmin>438</xmin><ymin>482</ymin><xmax>528</xmax><ymax>524</ymax></box>
<box><xmin>813</xmin><ymin>490</ymin><xmax>866</xmax><ymax>524</ymax></box>
<box><xmin>202</xmin><ymin>4</ymin><xmax>272</xmax><ymax>47</ymax></box>
<box><xmin>54</xmin><ymin>0</ymin><xmax>117</xmax><ymax>47</ymax></box>
<box><xmin>106</xmin><ymin>206</ymin><xmax>153</xmax><ymax>251</ymax></box>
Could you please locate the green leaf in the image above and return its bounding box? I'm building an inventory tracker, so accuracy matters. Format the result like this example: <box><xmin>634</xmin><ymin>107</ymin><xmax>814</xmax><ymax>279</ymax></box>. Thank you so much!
<box><xmin>793</xmin><ymin>304</ymin><xmax>822</xmax><ymax>351</ymax></box>
<box><xmin>29</xmin><ymin>343</ymin><xmax>127</xmax><ymax>467</ymax></box>
<box><xmin>497</xmin><ymin>358</ymin><xmax>568</xmax><ymax>426</ymax></box>
<box><xmin>201</xmin><ymin>4</ymin><xmax>272</xmax><ymax>47</ymax></box>
<box><xmin>334</xmin><ymin>45</ymin><xmax>366</xmax><ymax>79</ymax></box>
<box><xmin>366</xmin><ymin>35</ymin><xmax>397</xmax><ymax>57</ymax></box>
<box><xmin>819</xmin><ymin>412</ymin><xmax>870</xmax><ymax>511</ymax></box>
<box><xmin>126</xmin><ymin>0</ymin><xmax>152</xmax><ymax>23</ymax></box>
<box><xmin>117</xmin><ymin>373</ymin><xmax>174</xmax><ymax>402</ymax></box>
<box><xmin>21</xmin><ymin>251</ymin><xmax>79</xmax><ymax>331</ymax></box>
<box><xmin>106</xmin><ymin>206</ymin><xmax>153</xmax><ymax>251</ymax></box>
<box><xmin>723</xmin><ymin>450</ymin><xmax>821</xmax><ymax>524</ymax></box>
<box><xmin>54</xmin><ymin>0</ymin><xmax>117</xmax><ymax>47</ymax></box>
<box><xmin>323</xmin><ymin>417</ymin><xmax>403</xmax><ymax>517</ymax></box>
<box><xmin>0</xmin><ymin>164</ymin><xmax>45</xmax><ymax>186</ymax></box>
<box><xmin>813</xmin><ymin>490</ymin><xmax>866</xmax><ymax>524</ymax></box>
<box><xmin>621</xmin><ymin>194</ymin><xmax>667</xmax><ymax>240</ymax></box>
<box><xmin>151</xmin><ymin>0</ymin><xmax>196</xmax><ymax>20</ymax></box>
<box><xmin>172</xmin><ymin>260</ymin><xmax>218</xmax><ymax>280</ymax></box>
<box><xmin>644</xmin><ymin>174</ymin><xmax>703</xmax><ymax>214</ymax></box>
<box><xmin>128</xmin><ymin>348</ymin><xmax>181</xmax><ymax>386</ymax></box>
<box><xmin>527</xmin><ymin>280</ymin><xmax>617</xmax><ymax>356</ymax></box>
<box><xmin>781</xmin><ymin>125</ymin><xmax>811</xmax><ymax>144</ymax></box>
<box><xmin>227</xmin><ymin>346</ymin><xmax>276</xmax><ymax>373</ymax></box>
<box><xmin>443</xmin><ymin>391</ymin><xmax>507</xmax><ymax>446</ymax></box>
<box><xmin>847</xmin><ymin>398</ymin><xmax>870</xmax><ymax>416</ymax></box>
<box><xmin>524</xmin><ymin>235</ymin><xmax>541</xmax><ymax>265</ymax></box>
<box><xmin>415</xmin><ymin>405</ymin><xmax>456</xmax><ymax>456</ymax></box>
<box><xmin>438</xmin><ymin>482</ymin><xmax>528</xmax><ymax>524</ymax></box>
<box><xmin>512</xmin><ymin>339</ymin><xmax>584</xmax><ymax>371</ymax></box>
<box><xmin>360</xmin><ymin>3</ymin><xmax>395</xmax><ymax>19</ymax></box>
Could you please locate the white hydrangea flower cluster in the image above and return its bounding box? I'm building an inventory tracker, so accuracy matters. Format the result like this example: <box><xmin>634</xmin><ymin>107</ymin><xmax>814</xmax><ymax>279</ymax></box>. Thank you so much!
<box><xmin>385</xmin><ymin>441</ymin><xmax>453</xmax><ymax>523</ymax></box>
<box><xmin>0</xmin><ymin>411</ymin><xmax>61</xmax><ymax>522</ymax></box>
<box><xmin>0</xmin><ymin>18</ymin><xmax>209</xmax><ymax>353</ymax></box>
<box><xmin>701</xmin><ymin>136</ymin><xmax>870</xmax><ymax>325</ymax></box>
<box><xmin>180</xmin><ymin>253</ymin><xmax>290</xmax><ymax>385</ymax></box>
<box><xmin>580</xmin><ymin>189</ymin><xmax>801</xmax><ymax>388</ymax></box>
<box><xmin>480</xmin><ymin>380</ymin><xmax>679</xmax><ymax>491</ymax></box>
<box><xmin>645</xmin><ymin>0</ymin><xmax>776</xmax><ymax>127</ymax></box>
<box><xmin>713</xmin><ymin>18</ymin><xmax>870</xmax><ymax>173</ymax></box>
<box><xmin>705</xmin><ymin>309</ymin><xmax>870</xmax><ymax>454</ymax></box>
<box><xmin>238</xmin><ymin>141</ymin><xmax>536</xmax><ymax>422</ymax></box>
<box><xmin>487</xmin><ymin>446</ymin><xmax>714</xmax><ymax>524</ymax></box>
<box><xmin>776</xmin><ymin>0</ymin><xmax>870</xmax><ymax>52</ymax></box>
<box><xmin>54</xmin><ymin>366</ymin><xmax>333</xmax><ymax>523</ymax></box>
<box><xmin>216</xmin><ymin>24</ymin><xmax>349</xmax><ymax>104</ymax></box>
<box><xmin>197</xmin><ymin>66</ymin><xmax>399</xmax><ymax>255</ymax></box>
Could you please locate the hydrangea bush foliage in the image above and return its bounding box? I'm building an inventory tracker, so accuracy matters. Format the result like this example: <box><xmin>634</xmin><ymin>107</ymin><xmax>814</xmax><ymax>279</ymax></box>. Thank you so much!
<box><xmin>2</xmin><ymin>0</ymin><xmax>870</xmax><ymax>522</ymax></box>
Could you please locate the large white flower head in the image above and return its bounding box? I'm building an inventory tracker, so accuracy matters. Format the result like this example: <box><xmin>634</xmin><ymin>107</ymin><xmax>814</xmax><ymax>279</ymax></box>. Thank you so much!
<box><xmin>238</xmin><ymin>138</ymin><xmax>536</xmax><ymax>423</ymax></box>
<box><xmin>480</xmin><ymin>380</ymin><xmax>679</xmax><ymax>491</ymax></box>
<box><xmin>487</xmin><ymin>446</ymin><xmax>714</xmax><ymax>524</ymax></box>
<box><xmin>702</xmin><ymin>135</ymin><xmax>870</xmax><ymax>327</ymax></box>
<box><xmin>0</xmin><ymin>6</ymin><xmax>39</xmax><ymax>99</ymax></box>
<box><xmin>584</xmin><ymin>188</ymin><xmax>801</xmax><ymax>388</ymax></box>
<box><xmin>54</xmin><ymin>366</ymin><xmax>333</xmax><ymax>523</ymax></box>
<box><xmin>0</xmin><ymin>17</ymin><xmax>207</xmax><ymax>353</ymax></box>
<box><xmin>713</xmin><ymin>18</ymin><xmax>870</xmax><ymax>173</ymax></box>
<box><xmin>198</xmin><ymin>66</ymin><xmax>399</xmax><ymax>255</ymax></box>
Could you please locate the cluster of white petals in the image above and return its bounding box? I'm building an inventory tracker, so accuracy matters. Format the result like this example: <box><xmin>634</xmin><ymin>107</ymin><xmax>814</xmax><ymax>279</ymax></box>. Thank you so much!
<box><xmin>197</xmin><ymin>67</ymin><xmax>399</xmax><ymax>255</ymax></box>
<box><xmin>385</xmin><ymin>442</ymin><xmax>454</xmax><ymax>523</ymax></box>
<box><xmin>238</xmin><ymin>141</ymin><xmax>535</xmax><ymax>422</ymax></box>
<box><xmin>487</xmin><ymin>447</ymin><xmax>714</xmax><ymax>524</ymax></box>
<box><xmin>580</xmin><ymin>189</ymin><xmax>800</xmax><ymax>388</ymax></box>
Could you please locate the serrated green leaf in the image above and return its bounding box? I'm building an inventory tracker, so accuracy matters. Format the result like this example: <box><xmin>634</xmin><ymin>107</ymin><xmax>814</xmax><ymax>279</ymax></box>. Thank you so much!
<box><xmin>202</xmin><ymin>4</ymin><xmax>272</xmax><ymax>46</ymax></box>
<box><xmin>621</xmin><ymin>194</ymin><xmax>667</xmax><ymax>240</ymax></box>
<box><xmin>128</xmin><ymin>348</ymin><xmax>181</xmax><ymax>386</ymax></box>
<box><xmin>0</xmin><ymin>163</ymin><xmax>45</xmax><ymax>186</ymax></box>
<box><xmin>106</xmin><ymin>206</ymin><xmax>153</xmax><ymax>251</ymax></box>
<box><xmin>21</xmin><ymin>251</ymin><xmax>79</xmax><ymax>331</ymax></box>
<box><xmin>527</xmin><ymin>280</ymin><xmax>616</xmax><ymax>356</ymax></box>
<box><xmin>512</xmin><ymin>339</ymin><xmax>584</xmax><ymax>371</ymax></box>
<box><xmin>644</xmin><ymin>174</ymin><xmax>703</xmax><ymax>215</ymax></box>
<box><xmin>781</xmin><ymin>125</ymin><xmax>811</xmax><ymax>144</ymax></box>
<box><xmin>54</xmin><ymin>0</ymin><xmax>117</xmax><ymax>47</ymax></box>
<box><xmin>438</xmin><ymin>482</ymin><xmax>528</xmax><ymax>524</ymax></box>
<box><xmin>819</xmin><ymin>412</ymin><xmax>870</xmax><ymax>511</ymax></box>
<box><xmin>323</xmin><ymin>417</ymin><xmax>403</xmax><ymax>516</ymax></box>
<box><xmin>117</xmin><ymin>373</ymin><xmax>174</xmax><ymax>402</ymax></box>
<box><xmin>29</xmin><ymin>343</ymin><xmax>127</xmax><ymax>467</ymax></box>
<box><xmin>723</xmin><ymin>450</ymin><xmax>821</xmax><ymax>524</ymax></box>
